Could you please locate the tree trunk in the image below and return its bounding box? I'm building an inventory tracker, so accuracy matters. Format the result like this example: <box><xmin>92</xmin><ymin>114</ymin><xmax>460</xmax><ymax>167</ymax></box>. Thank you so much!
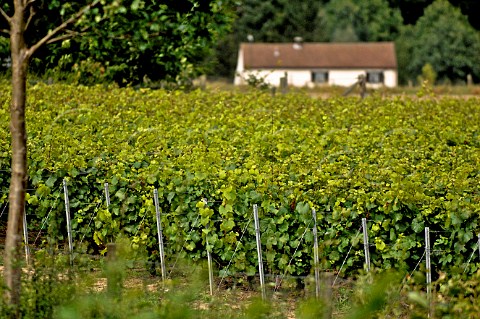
<box><xmin>4</xmin><ymin>1</ymin><xmax>28</xmax><ymax>309</ymax></box>
<box><xmin>2</xmin><ymin>1</ymin><xmax>101</xmax><ymax>312</ymax></box>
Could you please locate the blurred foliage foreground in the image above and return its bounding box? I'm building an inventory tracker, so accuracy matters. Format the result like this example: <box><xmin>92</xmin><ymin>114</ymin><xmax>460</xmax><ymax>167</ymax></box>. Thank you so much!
<box><xmin>1</xmin><ymin>245</ymin><xmax>480</xmax><ymax>318</ymax></box>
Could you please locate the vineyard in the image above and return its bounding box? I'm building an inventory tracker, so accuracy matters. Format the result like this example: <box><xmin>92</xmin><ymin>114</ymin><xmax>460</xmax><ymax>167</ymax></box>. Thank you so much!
<box><xmin>1</xmin><ymin>80</ymin><xmax>480</xmax><ymax>283</ymax></box>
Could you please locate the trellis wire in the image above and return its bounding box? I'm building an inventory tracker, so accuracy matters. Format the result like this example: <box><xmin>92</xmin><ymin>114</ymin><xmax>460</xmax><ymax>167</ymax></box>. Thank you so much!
<box><xmin>332</xmin><ymin>226</ymin><xmax>362</xmax><ymax>287</ymax></box>
<box><xmin>409</xmin><ymin>250</ymin><xmax>426</xmax><ymax>279</ymax></box>
<box><xmin>74</xmin><ymin>201</ymin><xmax>102</xmax><ymax>261</ymax></box>
<box><xmin>274</xmin><ymin>220</ymin><xmax>312</xmax><ymax>292</ymax></box>
<box><xmin>217</xmin><ymin>217</ymin><xmax>252</xmax><ymax>290</ymax></box>
<box><xmin>133</xmin><ymin>212</ymin><xmax>147</xmax><ymax>237</ymax></box>
<box><xmin>167</xmin><ymin>214</ymin><xmax>200</xmax><ymax>277</ymax></box>
<box><xmin>478</xmin><ymin>234</ymin><xmax>480</xmax><ymax>261</ymax></box>
<box><xmin>398</xmin><ymin>249</ymin><xmax>426</xmax><ymax>294</ymax></box>
<box><xmin>0</xmin><ymin>200</ymin><xmax>8</xmax><ymax>218</ymax></box>
<box><xmin>462</xmin><ymin>234</ymin><xmax>480</xmax><ymax>273</ymax></box>
<box><xmin>33</xmin><ymin>193</ymin><xmax>60</xmax><ymax>245</ymax></box>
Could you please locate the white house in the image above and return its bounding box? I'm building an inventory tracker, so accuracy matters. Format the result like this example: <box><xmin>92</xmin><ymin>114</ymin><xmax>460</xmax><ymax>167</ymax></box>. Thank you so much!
<box><xmin>234</xmin><ymin>42</ymin><xmax>398</xmax><ymax>88</ymax></box>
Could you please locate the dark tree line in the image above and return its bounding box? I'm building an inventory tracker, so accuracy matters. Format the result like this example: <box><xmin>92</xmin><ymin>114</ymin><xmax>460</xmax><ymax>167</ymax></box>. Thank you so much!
<box><xmin>210</xmin><ymin>0</ymin><xmax>480</xmax><ymax>85</ymax></box>
<box><xmin>1</xmin><ymin>0</ymin><xmax>479</xmax><ymax>85</ymax></box>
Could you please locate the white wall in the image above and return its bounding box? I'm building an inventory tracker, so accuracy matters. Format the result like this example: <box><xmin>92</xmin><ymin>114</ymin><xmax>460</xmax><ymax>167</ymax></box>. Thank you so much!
<box><xmin>328</xmin><ymin>69</ymin><xmax>398</xmax><ymax>88</ymax></box>
<box><xmin>233</xmin><ymin>49</ymin><xmax>244</xmax><ymax>85</ymax></box>
<box><xmin>235</xmin><ymin>68</ymin><xmax>398</xmax><ymax>88</ymax></box>
<box><xmin>235</xmin><ymin>69</ymin><xmax>312</xmax><ymax>87</ymax></box>
<box><xmin>328</xmin><ymin>70</ymin><xmax>364</xmax><ymax>87</ymax></box>
<box><xmin>383</xmin><ymin>70</ymin><xmax>397</xmax><ymax>88</ymax></box>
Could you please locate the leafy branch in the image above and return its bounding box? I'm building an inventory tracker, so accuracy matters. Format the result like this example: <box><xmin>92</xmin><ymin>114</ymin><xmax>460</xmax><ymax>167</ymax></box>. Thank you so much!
<box><xmin>27</xmin><ymin>0</ymin><xmax>101</xmax><ymax>58</ymax></box>
<box><xmin>0</xmin><ymin>6</ymin><xmax>11</xmax><ymax>26</ymax></box>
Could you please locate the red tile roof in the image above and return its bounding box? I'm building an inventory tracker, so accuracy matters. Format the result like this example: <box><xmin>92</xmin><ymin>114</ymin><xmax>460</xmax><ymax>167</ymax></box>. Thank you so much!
<box><xmin>241</xmin><ymin>42</ymin><xmax>397</xmax><ymax>69</ymax></box>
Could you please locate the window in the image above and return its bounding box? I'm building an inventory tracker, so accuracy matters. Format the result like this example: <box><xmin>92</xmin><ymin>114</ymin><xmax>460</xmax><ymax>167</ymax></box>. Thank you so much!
<box><xmin>1</xmin><ymin>56</ymin><xmax>11</xmax><ymax>69</ymax></box>
<box><xmin>311</xmin><ymin>71</ymin><xmax>329</xmax><ymax>84</ymax></box>
<box><xmin>366</xmin><ymin>71</ymin><xmax>384</xmax><ymax>84</ymax></box>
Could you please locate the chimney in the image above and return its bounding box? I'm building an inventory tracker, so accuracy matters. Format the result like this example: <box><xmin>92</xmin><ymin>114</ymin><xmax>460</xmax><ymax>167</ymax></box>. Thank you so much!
<box><xmin>293</xmin><ymin>36</ymin><xmax>303</xmax><ymax>50</ymax></box>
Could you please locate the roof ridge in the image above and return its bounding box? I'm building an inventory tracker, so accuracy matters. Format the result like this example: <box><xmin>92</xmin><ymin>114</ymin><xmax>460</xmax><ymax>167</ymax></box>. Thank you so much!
<box><xmin>240</xmin><ymin>42</ymin><xmax>397</xmax><ymax>69</ymax></box>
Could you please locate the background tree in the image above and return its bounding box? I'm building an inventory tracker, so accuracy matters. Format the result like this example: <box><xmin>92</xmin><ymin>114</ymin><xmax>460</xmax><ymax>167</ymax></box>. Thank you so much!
<box><xmin>386</xmin><ymin>0</ymin><xmax>479</xmax><ymax>29</ymax></box>
<box><xmin>444</xmin><ymin>0</ymin><xmax>480</xmax><ymax>30</ymax></box>
<box><xmin>232</xmin><ymin>0</ymin><xmax>322</xmax><ymax>43</ymax></box>
<box><xmin>394</xmin><ymin>24</ymin><xmax>416</xmax><ymax>85</ymax></box>
<box><xmin>210</xmin><ymin>0</ymin><xmax>403</xmax><ymax>79</ymax></box>
<box><xmin>1</xmin><ymin>1</ymin><xmax>236</xmax><ymax>86</ymax></box>
<box><xmin>386</xmin><ymin>0</ymin><xmax>434</xmax><ymax>25</ymax></box>
<box><xmin>0</xmin><ymin>1</ymin><xmax>109</xmax><ymax>311</ymax></box>
<box><xmin>400</xmin><ymin>0</ymin><xmax>480</xmax><ymax>84</ymax></box>
<box><xmin>319</xmin><ymin>0</ymin><xmax>403</xmax><ymax>42</ymax></box>
<box><xmin>209</xmin><ymin>0</ymin><xmax>325</xmax><ymax>78</ymax></box>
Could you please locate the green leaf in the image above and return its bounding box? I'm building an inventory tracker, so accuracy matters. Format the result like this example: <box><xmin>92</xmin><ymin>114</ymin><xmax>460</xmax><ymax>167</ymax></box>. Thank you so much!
<box><xmin>131</xmin><ymin>0</ymin><xmax>141</xmax><ymax>11</ymax></box>
<box><xmin>219</xmin><ymin>204</ymin><xmax>233</xmax><ymax>215</ymax></box>
<box><xmin>115</xmin><ymin>188</ymin><xmax>126</xmax><ymax>201</ymax></box>
<box><xmin>411</xmin><ymin>219</ymin><xmax>424</xmax><ymax>233</ymax></box>
<box><xmin>45</xmin><ymin>176</ymin><xmax>57</xmax><ymax>188</ymax></box>
<box><xmin>220</xmin><ymin>219</ymin><xmax>235</xmax><ymax>232</ymax></box>
<box><xmin>147</xmin><ymin>175</ymin><xmax>156</xmax><ymax>184</ymax></box>
<box><xmin>451</xmin><ymin>212</ymin><xmax>462</xmax><ymax>225</ymax></box>
<box><xmin>295</xmin><ymin>201</ymin><xmax>310</xmax><ymax>215</ymax></box>
<box><xmin>36</xmin><ymin>184</ymin><xmax>51</xmax><ymax>197</ymax></box>
<box><xmin>167</xmin><ymin>192</ymin><xmax>175</xmax><ymax>203</ymax></box>
<box><xmin>223</xmin><ymin>187</ymin><xmax>236</xmax><ymax>202</ymax></box>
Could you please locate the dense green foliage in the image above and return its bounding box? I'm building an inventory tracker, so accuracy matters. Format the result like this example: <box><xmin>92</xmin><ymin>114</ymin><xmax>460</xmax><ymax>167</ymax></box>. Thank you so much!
<box><xmin>0</xmin><ymin>0</ymin><xmax>235</xmax><ymax>85</ymax></box>
<box><xmin>1</xmin><ymin>82</ymin><xmax>480</xmax><ymax>278</ymax></box>
<box><xmin>2</xmin><ymin>250</ymin><xmax>480</xmax><ymax>318</ymax></box>
<box><xmin>319</xmin><ymin>0</ymin><xmax>403</xmax><ymax>42</ymax></box>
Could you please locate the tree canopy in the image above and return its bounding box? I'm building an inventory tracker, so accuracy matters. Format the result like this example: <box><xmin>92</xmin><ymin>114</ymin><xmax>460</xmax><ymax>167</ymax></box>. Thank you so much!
<box><xmin>0</xmin><ymin>0</ymin><xmax>236</xmax><ymax>85</ymax></box>
<box><xmin>397</xmin><ymin>0</ymin><xmax>480</xmax><ymax>83</ymax></box>
<box><xmin>320</xmin><ymin>0</ymin><xmax>403</xmax><ymax>42</ymax></box>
